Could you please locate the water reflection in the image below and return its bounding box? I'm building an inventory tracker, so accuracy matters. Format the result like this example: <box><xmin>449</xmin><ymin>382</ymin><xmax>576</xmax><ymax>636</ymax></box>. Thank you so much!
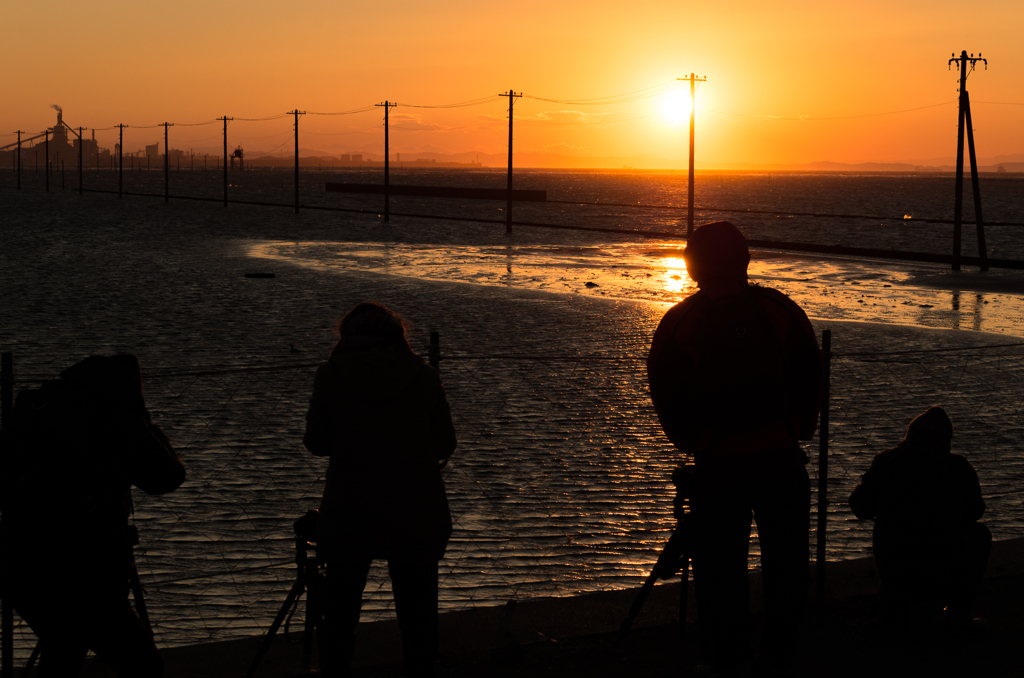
<box><xmin>249</xmin><ymin>240</ymin><xmax>1024</xmax><ymax>337</ymax></box>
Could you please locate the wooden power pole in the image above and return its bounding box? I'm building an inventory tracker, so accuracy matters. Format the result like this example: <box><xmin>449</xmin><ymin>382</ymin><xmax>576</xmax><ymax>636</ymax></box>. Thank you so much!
<box><xmin>949</xmin><ymin>50</ymin><xmax>989</xmax><ymax>271</ymax></box>
<box><xmin>678</xmin><ymin>74</ymin><xmax>706</xmax><ymax>237</ymax></box>
<box><xmin>376</xmin><ymin>101</ymin><xmax>395</xmax><ymax>221</ymax></box>
<box><xmin>218</xmin><ymin>116</ymin><xmax>233</xmax><ymax>207</ymax></box>
<box><xmin>289</xmin><ymin>110</ymin><xmax>305</xmax><ymax>214</ymax></box>
<box><xmin>162</xmin><ymin>122</ymin><xmax>174</xmax><ymax>203</ymax></box>
<box><xmin>500</xmin><ymin>90</ymin><xmax>521</xmax><ymax>234</ymax></box>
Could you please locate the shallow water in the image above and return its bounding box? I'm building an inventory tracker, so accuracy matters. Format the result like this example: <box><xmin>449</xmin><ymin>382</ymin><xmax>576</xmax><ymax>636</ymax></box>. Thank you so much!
<box><xmin>3</xmin><ymin>174</ymin><xmax>1024</xmax><ymax>654</ymax></box>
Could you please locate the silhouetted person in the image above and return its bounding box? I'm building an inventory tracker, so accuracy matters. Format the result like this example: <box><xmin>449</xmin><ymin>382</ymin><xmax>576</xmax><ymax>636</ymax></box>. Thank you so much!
<box><xmin>849</xmin><ymin>406</ymin><xmax>991</xmax><ymax>631</ymax></box>
<box><xmin>647</xmin><ymin>221</ymin><xmax>822</xmax><ymax>675</ymax></box>
<box><xmin>304</xmin><ymin>302</ymin><xmax>456</xmax><ymax>677</ymax></box>
<box><xmin>0</xmin><ymin>354</ymin><xmax>185</xmax><ymax>678</ymax></box>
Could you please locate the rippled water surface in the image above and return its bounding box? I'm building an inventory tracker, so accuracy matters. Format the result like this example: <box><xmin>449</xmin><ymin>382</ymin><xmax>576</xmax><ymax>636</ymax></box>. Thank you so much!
<box><xmin>3</xmin><ymin>170</ymin><xmax>1024</xmax><ymax>653</ymax></box>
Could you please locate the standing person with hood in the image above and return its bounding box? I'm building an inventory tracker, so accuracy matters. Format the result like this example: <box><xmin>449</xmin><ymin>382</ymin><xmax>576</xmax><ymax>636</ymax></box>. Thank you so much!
<box><xmin>647</xmin><ymin>221</ymin><xmax>822</xmax><ymax>676</ymax></box>
<box><xmin>849</xmin><ymin>406</ymin><xmax>990</xmax><ymax>631</ymax></box>
<box><xmin>304</xmin><ymin>302</ymin><xmax>457</xmax><ymax>677</ymax></box>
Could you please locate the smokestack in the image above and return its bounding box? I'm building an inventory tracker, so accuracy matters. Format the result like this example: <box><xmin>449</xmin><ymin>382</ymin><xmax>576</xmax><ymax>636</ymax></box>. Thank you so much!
<box><xmin>51</xmin><ymin>104</ymin><xmax>63</xmax><ymax>127</ymax></box>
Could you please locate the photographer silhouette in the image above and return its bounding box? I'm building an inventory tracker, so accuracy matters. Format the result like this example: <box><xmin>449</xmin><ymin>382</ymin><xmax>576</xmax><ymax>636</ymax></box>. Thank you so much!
<box><xmin>0</xmin><ymin>354</ymin><xmax>185</xmax><ymax>677</ymax></box>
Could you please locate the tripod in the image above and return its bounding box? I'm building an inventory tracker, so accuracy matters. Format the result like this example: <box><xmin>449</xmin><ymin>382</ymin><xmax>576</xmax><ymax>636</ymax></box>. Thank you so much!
<box><xmin>618</xmin><ymin>465</ymin><xmax>694</xmax><ymax>643</ymax></box>
<box><xmin>22</xmin><ymin>525</ymin><xmax>152</xmax><ymax>677</ymax></box>
<box><xmin>246</xmin><ymin>510</ymin><xmax>325</xmax><ymax>678</ymax></box>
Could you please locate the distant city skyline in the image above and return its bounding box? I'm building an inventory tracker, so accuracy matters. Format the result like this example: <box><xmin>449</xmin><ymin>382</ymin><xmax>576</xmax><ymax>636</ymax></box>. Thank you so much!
<box><xmin>4</xmin><ymin>0</ymin><xmax>1022</xmax><ymax>167</ymax></box>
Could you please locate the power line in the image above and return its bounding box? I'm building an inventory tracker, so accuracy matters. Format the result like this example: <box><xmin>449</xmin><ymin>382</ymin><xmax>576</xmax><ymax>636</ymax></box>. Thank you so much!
<box><xmin>523</xmin><ymin>80</ymin><xmax>681</xmax><ymax>105</ymax></box>
<box><xmin>705</xmin><ymin>101</ymin><xmax>956</xmax><ymax>121</ymax></box>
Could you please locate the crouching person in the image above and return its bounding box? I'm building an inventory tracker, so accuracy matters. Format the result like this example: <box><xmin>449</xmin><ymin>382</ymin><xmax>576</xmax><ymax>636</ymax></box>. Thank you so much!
<box><xmin>304</xmin><ymin>302</ymin><xmax>456</xmax><ymax>677</ymax></box>
<box><xmin>849</xmin><ymin>406</ymin><xmax>991</xmax><ymax>632</ymax></box>
<box><xmin>0</xmin><ymin>354</ymin><xmax>185</xmax><ymax>677</ymax></box>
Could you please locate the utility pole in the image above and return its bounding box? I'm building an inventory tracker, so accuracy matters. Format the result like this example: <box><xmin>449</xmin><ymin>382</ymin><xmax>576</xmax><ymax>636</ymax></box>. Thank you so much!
<box><xmin>162</xmin><ymin>122</ymin><xmax>173</xmax><ymax>203</ymax></box>
<box><xmin>678</xmin><ymin>73</ymin><xmax>706</xmax><ymax>237</ymax></box>
<box><xmin>16</xmin><ymin>131</ymin><xmax>22</xmax><ymax>189</ymax></box>
<box><xmin>218</xmin><ymin>116</ymin><xmax>233</xmax><ymax>207</ymax></box>
<box><xmin>118</xmin><ymin>124</ymin><xmax>124</xmax><ymax>198</ymax></box>
<box><xmin>500</xmin><ymin>90</ymin><xmax>521</xmax><ymax>234</ymax></box>
<box><xmin>45</xmin><ymin>130</ymin><xmax>50</xmax><ymax>192</ymax></box>
<box><xmin>77</xmin><ymin>127</ymin><xmax>84</xmax><ymax>195</ymax></box>
<box><xmin>376</xmin><ymin>101</ymin><xmax>395</xmax><ymax>221</ymax></box>
<box><xmin>949</xmin><ymin>50</ymin><xmax>989</xmax><ymax>272</ymax></box>
<box><xmin>289</xmin><ymin>110</ymin><xmax>305</xmax><ymax>214</ymax></box>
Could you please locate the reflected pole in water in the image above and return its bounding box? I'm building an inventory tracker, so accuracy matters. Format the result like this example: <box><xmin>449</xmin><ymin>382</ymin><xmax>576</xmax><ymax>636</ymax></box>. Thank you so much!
<box><xmin>678</xmin><ymin>74</ymin><xmax>705</xmax><ymax>238</ymax></box>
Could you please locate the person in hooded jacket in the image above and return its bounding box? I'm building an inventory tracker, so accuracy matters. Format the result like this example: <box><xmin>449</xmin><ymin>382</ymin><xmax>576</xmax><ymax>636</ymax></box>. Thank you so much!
<box><xmin>849</xmin><ymin>406</ymin><xmax>990</xmax><ymax>630</ymax></box>
<box><xmin>304</xmin><ymin>302</ymin><xmax>456</xmax><ymax>677</ymax></box>
<box><xmin>647</xmin><ymin>221</ymin><xmax>822</xmax><ymax>675</ymax></box>
<box><xmin>0</xmin><ymin>354</ymin><xmax>185</xmax><ymax>678</ymax></box>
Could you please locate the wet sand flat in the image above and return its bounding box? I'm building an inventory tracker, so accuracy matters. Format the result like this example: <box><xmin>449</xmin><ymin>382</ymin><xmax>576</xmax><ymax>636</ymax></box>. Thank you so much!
<box><xmin>3</xmin><ymin>188</ymin><xmax>1023</xmax><ymax>663</ymax></box>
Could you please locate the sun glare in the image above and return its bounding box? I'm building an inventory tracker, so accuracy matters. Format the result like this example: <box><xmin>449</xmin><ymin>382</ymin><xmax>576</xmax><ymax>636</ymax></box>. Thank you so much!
<box><xmin>662</xmin><ymin>90</ymin><xmax>690</xmax><ymax>127</ymax></box>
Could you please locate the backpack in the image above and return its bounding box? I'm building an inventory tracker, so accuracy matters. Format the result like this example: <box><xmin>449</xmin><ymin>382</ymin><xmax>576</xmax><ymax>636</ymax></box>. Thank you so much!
<box><xmin>683</xmin><ymin>287</ymin><xmax>793</xmax><ymax>434</ymax></box>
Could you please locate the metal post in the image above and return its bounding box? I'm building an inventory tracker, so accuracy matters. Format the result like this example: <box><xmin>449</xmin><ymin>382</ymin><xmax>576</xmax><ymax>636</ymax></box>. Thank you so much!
<box><xmin>2</xmin><ymin>352</ymin><xmax>13</xmax><ymax>678</ymax></box>
<box><xmin>815</xmin><ymin>329</ymin><xmax>832</xmax><ymax>602</ymax></box>
<box><xmin>45</xmin><ymin>130</ymin><xmax>50</xmax><ymax>193</ymax></box>
<box><xmin>964</xmin><ymin>91</ymin><xmax>988</xmax><ymax>271</ymax></box>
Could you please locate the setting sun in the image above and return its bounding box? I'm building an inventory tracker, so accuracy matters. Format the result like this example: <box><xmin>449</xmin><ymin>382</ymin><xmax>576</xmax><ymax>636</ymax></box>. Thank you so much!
<box><xmin>662</xmin><ymin>90</ymin><xmax>690</xmax><ymax>127</ymax></box>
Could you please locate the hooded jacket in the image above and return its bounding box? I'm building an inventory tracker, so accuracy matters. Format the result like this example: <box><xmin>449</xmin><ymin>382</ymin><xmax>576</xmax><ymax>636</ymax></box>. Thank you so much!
<box><xmin>304</xmin><ymin>346</ymin><xmax>457</xmax><ymax>560</ymax></box>
<box><xmin>849</xmin><ymin>406</ymin><xmax>984</xmax><ymax>536</ymax></box>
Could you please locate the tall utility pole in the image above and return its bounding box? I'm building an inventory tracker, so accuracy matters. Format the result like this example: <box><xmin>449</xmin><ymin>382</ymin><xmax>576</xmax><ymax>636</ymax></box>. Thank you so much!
<box><xmin>15</xmin><ymin>131</ymin><xmax>23</xmax><ymax>189</ymax></box>
<box><xmin>77</xmin><ymin>127</ymin><xmax>84</xmax><ymax>195</ymax></box>
<box><xmin>949</xmin><ymin>50</ymin><xmax>989</xmax><ymax>272</ymax></box>
<box><xmin>500</xmin><ymin>90</ymin><xmax>521</xmax><ymax>234</ymax></box>
<box><xmin>161</xmin><ymin>122</ymin><xmax>174</xmax><ymax>203</ymax></box>
<box><xmin>678</xmin><ymin>74</ymin><xmax>706</xmax><ymax>237</ymax></box>
<box><xmin>289</xmin><ymin>110</ymin><xmax>305</xmax><ymax>214</ymax></box>
<box><xmin>118</xmin><ymin>124</ymin><xmax>124</xmax><ymax>198</ymax></box>
<box><xmin>218</xmin><ymin>116</ymin><xmax>233</xmax><ymax>207</ymax></box>
<box><xmin>376</xmin><ymin>101</ymin><xmax>395</xmax><ymax>221</ymax></box>
<box><xmin>45</xmin><ymin>130</ymin><xmax>50</xmax><ymax>192</ymax></box>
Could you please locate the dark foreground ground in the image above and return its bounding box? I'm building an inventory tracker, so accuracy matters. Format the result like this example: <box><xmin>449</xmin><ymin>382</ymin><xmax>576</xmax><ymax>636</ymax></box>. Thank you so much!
<box><xmin>67</xmin><ymin>538</ymin><xmax>1024</xmax><ymax>678</ymax></box>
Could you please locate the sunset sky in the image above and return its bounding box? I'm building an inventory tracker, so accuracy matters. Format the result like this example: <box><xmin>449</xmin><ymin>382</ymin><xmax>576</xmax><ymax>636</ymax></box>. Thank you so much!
<box><xmin>3</xmin><ymin>0</ymin><xmax>1023</xmax><ymax>166</ymax></box>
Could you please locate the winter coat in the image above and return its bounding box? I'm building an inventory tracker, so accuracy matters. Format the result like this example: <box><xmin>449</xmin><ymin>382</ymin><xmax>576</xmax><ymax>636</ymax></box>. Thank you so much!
<box><xmin>304</xmin><ymin>346</ymin><xmax>457</xmax><ymax>560</ymax></box>
<box><xmin>849</xmin><ymin>410</ymin><xmax>984</xmax><ymax>537</ymax></box>
<box><xmin>647</xmin><ymin>280</ymin><xmax>822</xmax><ymax>460</ymax></box>
<box><xmin>0</xmin><ymin>354</ymin><xmax>185</xmax><ymax>594</ymax></box>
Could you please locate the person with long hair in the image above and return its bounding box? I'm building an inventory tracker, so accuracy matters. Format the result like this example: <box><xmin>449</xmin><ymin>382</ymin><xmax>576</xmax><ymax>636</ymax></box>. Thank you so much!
<box><xmin>304</xmin><ymin>302</ymin><xmax>456</xmax><ymax>677</ymax></box>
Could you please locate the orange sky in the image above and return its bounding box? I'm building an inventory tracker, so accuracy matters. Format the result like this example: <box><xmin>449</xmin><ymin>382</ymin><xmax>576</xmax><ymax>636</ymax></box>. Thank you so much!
<box><xmin>3</xmin><ymin>0</ymin><xmax>1023</xmax><ymax>166</ymax></box>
